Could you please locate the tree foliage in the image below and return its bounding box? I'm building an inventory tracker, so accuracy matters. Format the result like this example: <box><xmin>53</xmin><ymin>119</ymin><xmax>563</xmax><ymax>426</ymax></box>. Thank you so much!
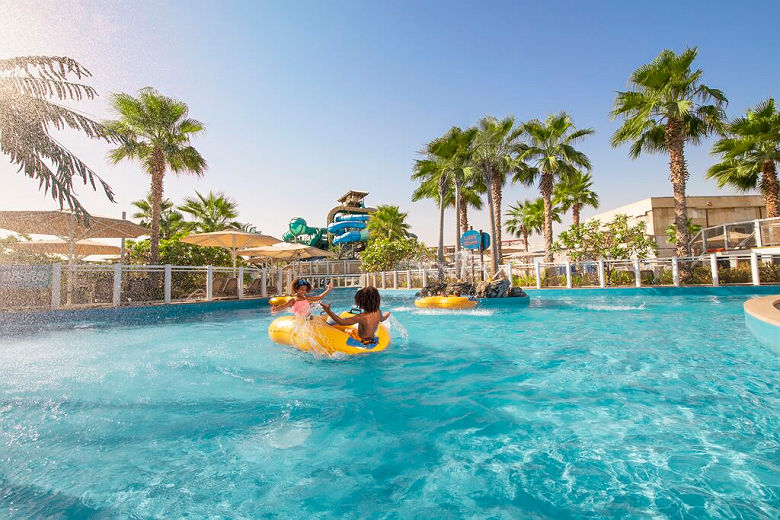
<box><xmin>505</xmin><ymin>198</ymin><xmax>560</xmax><ymax>251</ymax></box>
<box><xmin>132</xmin><ymin>193</ymin><xmax>189</xmax><ymax>239</ymax></box>
<box><xmin>359</xmin><ymin>236</ymin><xmax>428</xmax><ymax>273</ymax></box>
<box><xmin>178</xmin><ymin>190</ymin><xmax>241</xmax><ymax>232</ymax></box>
<box><xmin>553</xmin><ymin>214</ymin><xmax>657</xmax><ymax>262</ymax></box>
<box><xmin>665</xmin><ymin>219</ymin><xmax>701</xmax><ymax>245</ymax></box>
<box><xmin>366</xmin><ymin>205</ymin><xmax>410</xmax><ymax>240</ymax></box>
<box><xmin>0</xmin><ymin>56</ymin><xmax>117</xmax><ymax>218</ymax></box>
<box><xmin>126</xmin><ymin>232</ymin><xmax>234</xmax><ymax>266</ymax></box>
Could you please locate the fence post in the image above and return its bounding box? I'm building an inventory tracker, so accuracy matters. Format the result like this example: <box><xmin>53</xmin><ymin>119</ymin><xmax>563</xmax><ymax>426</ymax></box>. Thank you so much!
<box><xmin>261</xmin><ymin>268</ymin><xmax>268</xmax><ymax>297</ymax></box>
<box><xmin>534</xmin><ymin>261</ymin><xmax>541</xmax><ymax>289</ymax></box>
<box><xmin>393</xmin><ymin>270</ymin><xmax>398</xmax><ymax>289</ymax></box>
<box><xmin>672</xmin><ymin>257</ymin><xmax>680</xmax><ymax>287</ymax></box>
<box><xmin>422</xmin><ymin>268</ymin><xmax>428</xmax><ymax>288</ymax></box>
<box><xmin>50</xmin><ymin>263</ymin><xmax>61</xmax><ymax>309</ymax></box>
<box><xmin>709</xmin><ymin>254</ymin><xmax>719</xmax><ymax>287</ymax></box>
<box><xmin>754</xmin><ymin>219</ymin><xmax>762</xmax><ymax>247</ymax></box>
<box><xmin>723</xmin><ymin>225</ymin><xmax>728</xmax><ymax>250</ymax></box>
<box><xmin>506</xmin><ymin>263</ymin><xmax>513</xmax><ymax>285</ymax></box>
<box><xmin>237</xmin><ymin>266</ymin><xmax>244</xmax><ymax>299</ymax></box>
<box><xmin>112</xmin><ymin>263</ymin><xmax>122</xmax><ymax>307</ymax></box>
<box><xmin>406</xmin><ymin>270</ymin><xmax>411</xmax><ymax>288</ymax></box>
<box><xmin>634</xmin><ymin>259</ymin><xmax>641</xmax><ymax>288</ymax></box>
<box><xmin>598</xmin><ymin>259</ymin><xmax>605</xmax><ymax>288</ymax></box>
<box><xmin>164</xmin><ymin>265</ymin><xmax>172</xmax><ymax>303</ymax></box>
<box><xmin>206</xmin><ymin>265</ymin><xmax>213</xmax><ymax>301</ymax></box>
<box><xmin>751</xmin><ymin>252</ymin><xmax>760</xmax><ymax>286</ymax></box>
<box><xmin>565</xmin><ymin>261</ymin><xmax>572</xmax><ymax>288</ymax></box>
<box><xmin>381</xmin><ymin>272</ymin><xmax>386</xmax><ymax>289</ymax></box>
<box><xmin>277</xmin><ymin>269</ymin><xmax>283</xmax><ymax>295</ymax></box>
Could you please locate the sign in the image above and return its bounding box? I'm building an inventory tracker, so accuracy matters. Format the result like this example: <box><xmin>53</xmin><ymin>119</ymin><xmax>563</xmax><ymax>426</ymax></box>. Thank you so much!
<box><xmin>461</xmin><ymin>230</ymin><xmax>491</xmax><ymax>251</ymax></box>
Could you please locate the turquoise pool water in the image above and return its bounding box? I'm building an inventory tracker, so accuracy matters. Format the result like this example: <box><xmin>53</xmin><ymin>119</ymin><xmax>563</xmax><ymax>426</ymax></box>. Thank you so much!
<box><xmin>0</xmin><ymin>290</ymin><xmax>778</xmax><ymax>518</ymax></box>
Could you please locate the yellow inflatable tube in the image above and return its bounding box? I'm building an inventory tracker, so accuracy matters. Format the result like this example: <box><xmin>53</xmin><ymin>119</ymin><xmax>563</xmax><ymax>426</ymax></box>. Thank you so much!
<box><xmin>414</xmin><ymin>296</ymin><xmax>478</xmax><ymax>309</ymax></box>
<box><xmin>268</xmin><ymin>312</ymin><xmax>391</xmax><ymax>355</ymax></box>
<box><xmin>269</xmin><ymin>295</ymin><xmax>293</xmax><ymax>306</ymax></box>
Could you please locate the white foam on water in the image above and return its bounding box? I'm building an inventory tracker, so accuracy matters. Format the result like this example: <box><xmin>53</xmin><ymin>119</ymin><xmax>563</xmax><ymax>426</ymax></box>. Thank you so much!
<box><xmin>413</xmin><ymin>308</ymin><xmax>495</xmax><ymax>317</ymax></box>
<box><xmin>584</xmin><ymin>302</ymin><xmax>646</xmax><ymax>312</ymax></box>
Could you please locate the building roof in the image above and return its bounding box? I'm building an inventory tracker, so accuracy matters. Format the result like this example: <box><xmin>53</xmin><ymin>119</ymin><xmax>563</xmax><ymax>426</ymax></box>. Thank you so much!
<box><xmin>337</xmin><ymin>191</ymin><xmax>369</xmax><ymax>204</ymax></box>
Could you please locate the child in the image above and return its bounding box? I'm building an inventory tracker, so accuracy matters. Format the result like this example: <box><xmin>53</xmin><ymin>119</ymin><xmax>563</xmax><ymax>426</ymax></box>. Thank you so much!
<box><xmin>272</xmin><ymin>278</ymin><xmax>333</xmax><ymax>317</ymax></box>
<box><xmin>321</xmin><ymin>286</ymin><xmax>390</xmax><ymax>346</ymax></box>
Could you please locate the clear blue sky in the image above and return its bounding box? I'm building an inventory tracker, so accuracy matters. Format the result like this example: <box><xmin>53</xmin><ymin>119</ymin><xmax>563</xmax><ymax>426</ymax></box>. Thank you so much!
<box><xmin>1</xmin><ymin>0</ymin><xmax>778</xmax><ymax>244</ymax></box>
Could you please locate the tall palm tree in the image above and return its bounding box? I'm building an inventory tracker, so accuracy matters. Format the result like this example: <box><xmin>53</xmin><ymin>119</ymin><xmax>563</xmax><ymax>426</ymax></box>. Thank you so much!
<box><xmin>131</xmin><ymin>193</ymin><xmax>188</xmax><ymax>239</ymax></box>
<box><xmin>178</xmin><ymin>191</ymin><xmax>241</xmax><ymax>232</ymax></box>
<box><xmin>553</xmin><ymin>170</ymin><xmax>599</xmax><ymax>227</ymax></box>
<box><xmin>366</xmin><ymin>205</ymin><xmax>410</xmax><ymax>239</ymax></box>
<box><xmin>105</xmin><ymin>87</ymin><xmax>206</xmax><ymax>264</ymax></box>
<box><xmin>470</xmin><ymin>116</ymin><xmax>524</xmax><ymax>272</ymax></box>
<box><xmin>0</xmin><ymin>56</ymin><xmax>116</xmax><ymax>218</ymax></box>
<box><xmin>611</xmin><ymin>48</ymin><xmax>727</xmax><ymax>256</ymax></box>
<box><xmin>519</xmin><ymin>112</ymin><xmax>594</xmax><ymax>261</ymax></box>
<box><xmin>708</xmin><ymin>98</ymin><xmax>780</xmax><ymax>217</ymax></box>
<box><xmin>412</xmin><ymin>146</ymin><xmax>450</xmax><ymax>278</ymax></box>
<box><xmin>505</xmin><ymin>198</ymin><xmax>560</xmax><ymax>251</ymax></box>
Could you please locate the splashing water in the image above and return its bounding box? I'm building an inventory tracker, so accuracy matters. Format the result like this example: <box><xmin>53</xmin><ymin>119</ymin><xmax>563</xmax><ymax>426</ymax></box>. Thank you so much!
<box><xmin>385</xmin><ymin>314</ymin><xmax>408</xmax><ymax>343</ymax></box>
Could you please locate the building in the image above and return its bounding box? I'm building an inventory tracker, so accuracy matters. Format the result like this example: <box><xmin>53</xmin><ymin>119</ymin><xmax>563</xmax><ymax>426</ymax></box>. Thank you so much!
<box><xmin>588</xmin><ymin>195</ymin><xmax>766</xmax><ymax>257</ymax></box>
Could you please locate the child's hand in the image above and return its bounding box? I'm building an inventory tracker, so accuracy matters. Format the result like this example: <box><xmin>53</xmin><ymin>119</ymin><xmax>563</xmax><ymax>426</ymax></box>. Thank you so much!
<box><xmin>327</xmin><ymin>281</ymin><xmax>333</xmax><ymax>290</ymax></box>
<box><xmin>320</xmin><ymin>302</ymin><xmax>331</xmax><ymax>312</ymax></box>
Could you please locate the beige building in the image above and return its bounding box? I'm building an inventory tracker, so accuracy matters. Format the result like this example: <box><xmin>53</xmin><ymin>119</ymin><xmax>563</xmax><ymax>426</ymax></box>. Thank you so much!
<box><xmin>588</xmin><ymin>195</ymin><xmax>766</xmax><ymax>256</ymax></box>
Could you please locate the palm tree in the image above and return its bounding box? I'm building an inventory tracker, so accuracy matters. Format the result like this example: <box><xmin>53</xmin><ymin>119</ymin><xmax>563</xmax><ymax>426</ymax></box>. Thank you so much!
<box><xmin>553</xmin><ymin>170</ymin><xmax>599</xmax><ymax>227</ymax></box>
<box><xmin>0</xmin><ymin>56</ymin><xmax>116</xmax><ymax>218</ymax></box>
<box><xmin>470</xmin><ymin>116</ymin><xmax>524</xmax><ymax>272</ymax></box>
<box><xmin>708</xmin><ymin>98</ymin><xmax>780</xmax><ymax>217</ymax></box>
<box><xmin>131</xmin><ymin>193</ymin><xmax>188</xmax><ymax>239</ymax></box>
<box><xmin>178</xmin><ymin>191</ymin><xmax>241</xmax><ymax>232</ymax></box>
<box><xmin>505</xmin><ymin>198</ymin><xmax>560</xmax><ymax>251</ymax></box>
<box><xmin>611</xmin><ymin>48</ymin><xmax>727</xmax><ymax>256</ymax></box>
<box><xmin>105</xmin><ymin>87</ymin><xmax>206</xmax><ymax>264</ymax></box>
<box><xmin>519</xmin><ymin>112</ymin><xmax>594</xmax><ymax>261</ymax></box>
<box><xmin>412</xmin><ymin>145</ymin><xmax>450</xmax><ymax>278</ymax></box>
<box><xmin>366</xmin><ymin>205</ymin><xmax>410</xmax><ymax>239</ymax></box>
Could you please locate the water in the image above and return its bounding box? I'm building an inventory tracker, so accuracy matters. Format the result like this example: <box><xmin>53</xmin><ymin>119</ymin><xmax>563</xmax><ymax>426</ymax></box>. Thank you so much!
<box><xmin>0</xmin><ymin>290</ymin><xmax>778</xmax><ymax>518</ymax></box>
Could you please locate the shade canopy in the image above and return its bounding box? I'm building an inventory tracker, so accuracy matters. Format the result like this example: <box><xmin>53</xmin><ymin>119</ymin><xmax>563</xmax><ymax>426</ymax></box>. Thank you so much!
<box><xmin>180</xmin><ymin>230</ymin><xmax>281</xmax><ymax>267</ymax></box>
<box><xmin>241</xmin><ymin>242</ymin><xmax>335</xmax><ymax>262</ymax></box>
<box><xmin>0</xmin><ymin>210</ymin><xmax>147</xmax><ymax>241</ymax></box>
<box><xmin>13</xmin><ymin>238</ymin><xmax>121</xmax><ymax>257</ymax></box>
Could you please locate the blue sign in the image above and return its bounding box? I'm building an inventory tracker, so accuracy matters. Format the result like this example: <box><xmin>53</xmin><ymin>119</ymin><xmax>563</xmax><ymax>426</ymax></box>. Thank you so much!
<box><xmin>461</xmin><ymin>230</ymin><xmax>490</xmax><ymax>251</ymax></box>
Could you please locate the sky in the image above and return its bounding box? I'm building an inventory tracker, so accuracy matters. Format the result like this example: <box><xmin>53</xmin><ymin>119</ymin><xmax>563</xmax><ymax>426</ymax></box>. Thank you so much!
<box><xmin>1</xmin><ymin>0</ymin><xmax>778</xmax><ymax>246</ymax></box>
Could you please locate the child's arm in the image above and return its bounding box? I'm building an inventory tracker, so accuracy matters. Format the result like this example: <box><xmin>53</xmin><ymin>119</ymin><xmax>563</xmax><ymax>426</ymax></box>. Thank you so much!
<box><xmin>271</xmin><ymin>298</ymin><xmax>295</xmax><ymax>313</ymax></box>
<box><xmin>321</xmin><ymin>303</ymin><xmax>361</xmax><ymax>326</ymax></box>
<box><xmin>308</xmin><ymin>281</ymin><xmax>334</xmax><ymax>302</ymax></box>
<box><xmin>380</xmin><ymin>310</ymin><xmax>391</xmax><ymax>322</ymax></box>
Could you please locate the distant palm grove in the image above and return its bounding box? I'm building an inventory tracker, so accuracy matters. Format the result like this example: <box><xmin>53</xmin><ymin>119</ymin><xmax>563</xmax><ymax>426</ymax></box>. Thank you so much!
<box><xmin>1</xmin><ymin>49</ymin><xmax>778</xmax><ymax>269</ymax></box>
<box><xmin>412</xmin><ymin>47</ymin><xmax>779</xmax><ymax>272</ymax></box>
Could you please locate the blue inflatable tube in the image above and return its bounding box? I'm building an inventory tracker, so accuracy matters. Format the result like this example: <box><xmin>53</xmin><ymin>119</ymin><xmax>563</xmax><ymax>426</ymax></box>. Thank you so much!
<box><xmin>328</xmin><ymin>220</ymin><xmax>367</xmax><ymax>233</ymax></box>
<box><xmin>334</xmin><ymin>214</ymin><xmax>370</xmax><ymax>223</ymax></box>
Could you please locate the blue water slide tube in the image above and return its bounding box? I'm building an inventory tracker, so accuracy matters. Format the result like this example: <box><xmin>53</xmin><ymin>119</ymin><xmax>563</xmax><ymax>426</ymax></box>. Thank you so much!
<box><xmin>327</xmin><ymin>220</ymin><xmax>367</xmax><ymax>234</ymax></box>
<box><xmin>334</xmin><ymin>213</ymin><xmax>371</xmax><ymax>223</ymax></box>
<box><xmin>333</xmin><ymin>228</ymin><xmax>369</xmax><ymax>245</ymax></box>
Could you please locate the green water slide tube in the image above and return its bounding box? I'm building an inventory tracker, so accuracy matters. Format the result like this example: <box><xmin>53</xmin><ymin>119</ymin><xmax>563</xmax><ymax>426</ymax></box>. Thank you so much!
<box><xmin>283</xmin><ymin>217</ymin><xmax>327</xmax><ymax>248</ymax></box>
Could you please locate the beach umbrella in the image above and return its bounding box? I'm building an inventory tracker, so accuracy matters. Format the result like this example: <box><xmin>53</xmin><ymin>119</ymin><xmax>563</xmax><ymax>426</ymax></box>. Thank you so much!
<box><xmin>241</xmin><ymin>242</ymin><xmax>335</xmax><ymax>262</ymax></box>
<box><xmin>13</xmin><ymin>238</ymin><xmax>121</xmax><ymax>259</ymax></box>
<box><xmin>180</xmin><ymin>230</ymin><xmax>281</xmax><ymax>267</ymax></box>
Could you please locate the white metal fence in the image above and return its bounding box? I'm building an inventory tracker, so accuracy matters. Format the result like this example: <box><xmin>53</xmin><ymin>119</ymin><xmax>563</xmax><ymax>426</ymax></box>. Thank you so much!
<box><xmin>2</xmin><ymin>253</ymin><xmax>780</xmax><ymax>311</ymax></box>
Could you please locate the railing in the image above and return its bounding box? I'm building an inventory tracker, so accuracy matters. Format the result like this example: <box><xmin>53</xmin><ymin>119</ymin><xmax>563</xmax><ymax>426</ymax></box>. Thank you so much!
<box><xmin>689</xmin><ymin>216</ymin><xmax>780</xmax><ymax>255</ymax></box>
<box><xmin>3</xmin><ymin>253</ymin><xmax>780</xmax><ymax>312</ymax></box>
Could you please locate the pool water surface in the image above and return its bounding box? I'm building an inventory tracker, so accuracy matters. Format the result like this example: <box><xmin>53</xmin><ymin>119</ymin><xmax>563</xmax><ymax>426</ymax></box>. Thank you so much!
<box><xmin>0</xmin><ymin>290</ymin><xmax>777</xmax><ymax>518</ymax></box>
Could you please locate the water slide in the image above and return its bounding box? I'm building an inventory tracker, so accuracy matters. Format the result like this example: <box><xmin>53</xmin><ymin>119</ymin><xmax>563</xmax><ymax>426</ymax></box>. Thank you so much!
<box><xmin>282</xmin><ymin>217</ymin><xmax>327</xmax><ymax>248</ymax></box>
<box><xmin>329</xmin><ymin>213</ymin><xmax>371</xmax><ymax>245</ymax></box>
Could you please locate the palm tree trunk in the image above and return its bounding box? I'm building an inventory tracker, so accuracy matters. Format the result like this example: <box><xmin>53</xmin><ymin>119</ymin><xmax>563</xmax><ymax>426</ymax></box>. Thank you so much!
<box><xmin>149</xmin><ymin>148</ymin><xmax>165</xmax><ymax>265</ymax></box>
<box><xmin>484</xmin><ymin>166</ymin><xmax>499</xmax><ymax>274</ymax></box>
<box><xmin>572</xmin><ymin>203</ymin><xmax>582</xmax><ymax>228</ymax></box>
<box><xmin>454</xmin><ymin>177</ymin><xmax>462</xmax><ymax>277</ymax></box>
<box><xmin>458</xmin><ymin>194</ymin><xmax>469</xmax><ymax>231</ymax></box>
<box><xmin>523</xmin><ymin>227</ymin><xmax>529</xmax><ymax>252</ymax></box>
<box><xmin>666</xmin><ymin>122</ymin><xmax>691</xmax><ymax>257</ymax></box>
<box><xmin>491</xmin><ymin>175</ymin><xmax>503</xmax><ymax>261</ymax></box>
<box><xmin>762</xmin><ymin>160</ymin><xmax>779</xmax><ymax>218</ymax></box>
<box><xmin>541</xmin><ymin>171</ymin><xmax>555</xmax><ymax>262</ymax></box>
<box><xmin>437</xmin><ymin>180</ymin><xmax>446</xmax><ymax>281</ymax></box>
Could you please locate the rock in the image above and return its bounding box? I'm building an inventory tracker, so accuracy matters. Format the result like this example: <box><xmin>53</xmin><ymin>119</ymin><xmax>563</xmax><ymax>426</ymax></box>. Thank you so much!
<box><xmin>419</xmin><ymin>281</ymin><xmax>475</xmax><ymax>298</ymax></box>
<box><xmin>509</xmin><ymin>287</ymin><xmax>527</xmax><ymax>298</ymax></box>
<box><xmin>475</xmin><ymin>278</ymin><xmax>510</xmax><ymax>298</ymax></box>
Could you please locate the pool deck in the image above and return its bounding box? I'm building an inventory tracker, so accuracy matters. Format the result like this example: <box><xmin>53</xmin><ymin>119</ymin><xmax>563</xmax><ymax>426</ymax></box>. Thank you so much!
<box><xmin>743</xmin><ymin>295</ymin><xmax>780</xmax><ymax>349</ymax></box>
